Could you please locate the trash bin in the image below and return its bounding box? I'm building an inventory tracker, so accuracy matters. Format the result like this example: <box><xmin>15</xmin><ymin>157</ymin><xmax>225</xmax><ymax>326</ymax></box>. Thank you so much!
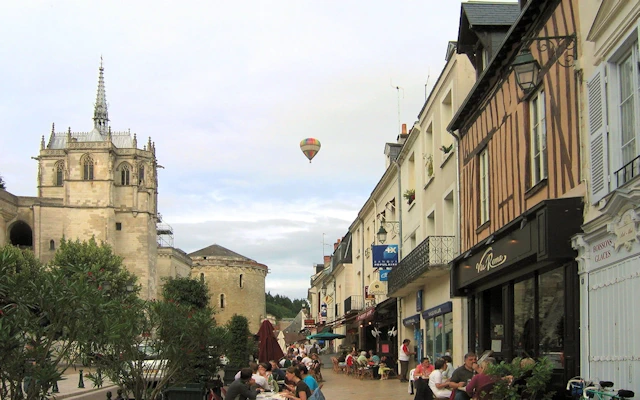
<box><xmin>163</xmin><ymin>385</ymin><xmax>204</xmax><ymax>400</ymax></box>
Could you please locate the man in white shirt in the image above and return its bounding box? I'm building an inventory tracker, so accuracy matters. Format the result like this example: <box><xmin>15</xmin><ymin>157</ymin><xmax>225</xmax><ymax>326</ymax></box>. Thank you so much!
<box><xmin>429</xmin><ymin>359</ymin><xmax>454</xmax><ymax>399</ymax></box>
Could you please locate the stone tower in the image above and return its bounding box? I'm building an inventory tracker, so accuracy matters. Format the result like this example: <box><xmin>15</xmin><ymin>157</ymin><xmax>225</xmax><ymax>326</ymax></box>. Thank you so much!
<box><xmin>189</xmin><ymin>244</ymin><xmax>268</xmax><ymax>333</ymax></box>
<box><xmin>35</xmin><ymin>59</ymin><xmax>160</xmax><ymax>299</ymax></box>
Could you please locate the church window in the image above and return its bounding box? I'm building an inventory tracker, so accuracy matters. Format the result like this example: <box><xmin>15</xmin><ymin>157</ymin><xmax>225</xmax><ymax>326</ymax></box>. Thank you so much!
<box><xmin>116</xmin><ymin>222</ymin><xmax>122</xmax><ymax>231</ymax></box>
<box><xmin>82</xmin><ymin>155</ymin><xmax>94</xmax><ymax>181</ymax></box>
<box><xmin>220</xmin><ymin>294</ymin><xmax>225</xmax><ymax>309</ymax></box>
<box><xmin>55</xmin><ymin>161</ymin><xmax>64</xmax><ymax>186</ymax></box>
<box><xmin>49</xmin><ymin>239</ymin><xmax>55</xmax><ymax>251</ymax></box>
<box><xmin>138</xmin><ymin>165</ymin><xmax>145</xmax><ymax>185</ymax></box>
<box><xmin>239</xmin><ymin>274</ymin><xmax>243</xmax><ymax>288</ymax></box>
<box><xmin>120</xmin><ymin>164</ymin><xmax>130</xmax><ymax>185</ymax></box>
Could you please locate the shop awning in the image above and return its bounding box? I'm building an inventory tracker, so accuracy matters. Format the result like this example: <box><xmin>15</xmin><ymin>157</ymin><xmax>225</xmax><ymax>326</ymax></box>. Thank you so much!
<box><xmin>356</xmin><ymin>306</ymin><xmax>376</xmax><ymax>321</ymax></box>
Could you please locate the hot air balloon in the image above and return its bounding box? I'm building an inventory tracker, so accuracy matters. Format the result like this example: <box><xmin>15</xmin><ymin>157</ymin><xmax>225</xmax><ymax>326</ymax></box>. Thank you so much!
<box><xmin>300</xmin><ymin>138</ymin><xmax>321</xmax><ymax>163</ymax></box>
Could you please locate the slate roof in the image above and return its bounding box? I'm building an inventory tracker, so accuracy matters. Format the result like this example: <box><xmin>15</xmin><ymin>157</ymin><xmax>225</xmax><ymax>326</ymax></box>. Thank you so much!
<box><xmin>461</xmin><ymin>2</ymin><xmax>521</xmax><ymax>27</ymax></box>
<box><xmin>188</xmin><ymin>244</ymin><xmax>254</xmax><ymax>261</ymax></box>
<box><xmin>47</xmin><ymin>130</ymin><xmax>134</xmax><ymax>149</ymax></box>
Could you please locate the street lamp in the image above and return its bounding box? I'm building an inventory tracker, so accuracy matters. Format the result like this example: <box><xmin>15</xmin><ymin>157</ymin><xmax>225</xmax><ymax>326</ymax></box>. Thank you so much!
<box><xmin>376</xmin><ymin>221</ymin><xmax>400</xmax><ymax>244</ymax></box>
<box><xmin>512</xmin><ymin>50</ymin><xmax>540</xmax><ymax>94</ymax></box>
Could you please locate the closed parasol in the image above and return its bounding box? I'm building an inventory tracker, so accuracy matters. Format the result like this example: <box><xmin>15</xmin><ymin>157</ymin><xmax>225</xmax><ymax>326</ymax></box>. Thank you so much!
<box><xmin>257</xmin><ymin>319</ymin><xmax>285</xmax><ymax>363</ymax></box>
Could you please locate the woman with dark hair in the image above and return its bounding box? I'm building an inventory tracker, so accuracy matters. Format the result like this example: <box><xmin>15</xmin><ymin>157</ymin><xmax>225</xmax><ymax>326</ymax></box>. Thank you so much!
<box><xmin>298</xmin><ymin>364</ymin><xmax>318</xmax><ymax>392</ymax></box>
<box><xmin>429</xmin><ymin>358</ymin><xmax>454</xmax><ymax>399</ymax></box>
<box><xmin>282</xmin><ymin>366</ymin><xmax>311</xmax><ymax>400</ymax></box>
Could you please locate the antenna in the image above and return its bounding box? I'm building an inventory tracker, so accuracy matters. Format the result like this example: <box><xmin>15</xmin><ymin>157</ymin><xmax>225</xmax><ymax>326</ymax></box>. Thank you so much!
<box><xmin>425</xmin><ymin>68</ymin><xmax>431</xmax><ymax>102</ymax></box>
<box><xmin>390</xmin><ymin>79</ymin><xmax>404</xmax><ymax>134</ymax></box>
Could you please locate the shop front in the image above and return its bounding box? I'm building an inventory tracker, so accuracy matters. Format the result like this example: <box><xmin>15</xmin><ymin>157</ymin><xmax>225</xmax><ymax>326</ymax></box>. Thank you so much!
<box><xmin>374</xmin><ymin>297</ymin><xmax>398</xmax><ymax>361</ymax></box>
<box><xmin>357</xmin><ymin>306</ymin><xmax>376</xmax><ymax>351</ymax></box>
<box><xmin>572</xmin><ymin>191</ymin><xmax>640</xmax><ymax>389</ymax></box>
<box><xmin>422</xmin><ymin>301</ymin><xmax>453</xmax><ymax>362</ymax></box>
<box><xmin>450</xmin><ymin>198</ymin><xmax>583</xmax><ymax>395</ymax></box>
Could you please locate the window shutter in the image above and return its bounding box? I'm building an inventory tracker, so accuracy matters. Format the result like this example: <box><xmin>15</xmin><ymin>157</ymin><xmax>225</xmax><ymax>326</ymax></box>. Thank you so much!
<box><xmin>587</xmin><ymin>64</ymin><xmax>609</xmax><ymax>204</ymax></box>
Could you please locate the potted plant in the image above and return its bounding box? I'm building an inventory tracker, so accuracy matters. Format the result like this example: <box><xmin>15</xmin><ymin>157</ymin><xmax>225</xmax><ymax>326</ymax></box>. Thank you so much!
<box><xmin>440</xmin><ymin>144</ymin><xmax>453</xmax><ymax>154</ymax></box>
<box><xmin>403</xmin><ymin>189</ymin><xmax>416</xmax><ymax>205</ymax></box>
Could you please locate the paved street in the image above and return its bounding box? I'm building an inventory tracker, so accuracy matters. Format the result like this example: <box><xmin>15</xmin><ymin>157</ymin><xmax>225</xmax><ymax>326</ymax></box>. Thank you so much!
<box><xmin>51</xmin><ymin>366</ymin><xmax>413</xmax><ymax>400</ymax></box>
<box><xmin>317</xmin><ymin>370</ymin><xmax>412</xmax><ymax>399</ymax></box>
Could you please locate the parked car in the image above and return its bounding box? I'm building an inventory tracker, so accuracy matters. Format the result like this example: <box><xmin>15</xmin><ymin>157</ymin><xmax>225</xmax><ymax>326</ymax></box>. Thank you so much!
<box><xmin>137</xmin><ymin>344</ymin><xmax>168</xmax><ymax>383</ymax></box>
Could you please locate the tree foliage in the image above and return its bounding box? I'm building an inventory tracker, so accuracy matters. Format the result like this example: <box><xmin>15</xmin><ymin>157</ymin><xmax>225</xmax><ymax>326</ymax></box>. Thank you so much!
<box><xmin>225</xmin><ymin>314</ymin><xmax>253</xmax><ymax>367</ymax></box>
<box><xmin>484</xmin><ymin>357</ymin><xmax>555</xmax><ymax>400</ymax></box>
<box><xmin>0</xmin><ymin>175</ymin><xmax>5</xmax><ymax>190</ymax></box>
<box><xmin>161</xmin><ymin>276</ymin><xmax>210</xmax><ymax>310</ymax></box>
<box><xmin>0</xmin><ymin>244</ymin><xmax>117</xmax><ymax>400</ymax></box>
<box><xmin>265</xmin><ymin>292</ymin><xmax>308</xmax><ymax>319</ymax></box>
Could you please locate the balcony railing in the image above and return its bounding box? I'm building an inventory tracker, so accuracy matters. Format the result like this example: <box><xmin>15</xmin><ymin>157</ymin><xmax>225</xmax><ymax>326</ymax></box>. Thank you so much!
<box><xmin>388</xmin><ymin>235</ymin><xmax>456</xmax><ymax>295</ymax></box>
<box><xmin>344</xmin><ymin>295</ymin><xmax>363</xmax><ymax>314</ymax></box>
<box><xmin>615</xmin><ymin>154</ymin><xmax>640</xmax><ymax>188</ymax></box>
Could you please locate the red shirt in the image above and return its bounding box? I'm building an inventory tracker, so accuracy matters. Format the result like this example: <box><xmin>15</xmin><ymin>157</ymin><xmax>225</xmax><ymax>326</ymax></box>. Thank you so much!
<box><xmin>415</xmin><ymin>363</ymin><xmax>435</xmax><ymax>378</ymax></box>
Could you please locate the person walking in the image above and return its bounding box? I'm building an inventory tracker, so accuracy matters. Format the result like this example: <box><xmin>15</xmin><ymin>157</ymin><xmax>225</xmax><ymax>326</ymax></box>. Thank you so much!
<box><xmin>399</xmin><ymin>339</ymin><xmax>415</xmax><ymax>383</ymax></box>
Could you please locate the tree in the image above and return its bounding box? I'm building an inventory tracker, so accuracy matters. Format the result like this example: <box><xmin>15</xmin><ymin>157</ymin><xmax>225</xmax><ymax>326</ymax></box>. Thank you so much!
<box><xmin>225</xmin><ymin>315</ymin><xmax>253</xmax><ymax>368</ymax></box>
<box><xmin>485</xmin><ymin>357</ymin><xmax>554</xmax><ymax>400</ymax></box>
<box><xmin>0</xmin><ymin>244</ymin><xmax>117</xmax><ymax>400</ymax></box>
<box><xmin>0</xmin><ymin>175</ymin><xmax>5</xmax><ymax>190</ymax></box>
<box><xmin>161</xmin><ymin>276</ymin><xmax>210</xmax><ymax>310</ymax></box>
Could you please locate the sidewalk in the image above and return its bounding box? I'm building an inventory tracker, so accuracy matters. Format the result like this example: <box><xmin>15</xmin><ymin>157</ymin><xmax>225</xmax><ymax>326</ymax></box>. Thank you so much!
<box><xmin>319</xmin><ymin>368</ymin><xmax>413</xmax><ymax>399</ymax></box>
<box><xmin>50</xmin><ymin>366</ymin><xmax>115</xmax><ymax>400</ymax></box>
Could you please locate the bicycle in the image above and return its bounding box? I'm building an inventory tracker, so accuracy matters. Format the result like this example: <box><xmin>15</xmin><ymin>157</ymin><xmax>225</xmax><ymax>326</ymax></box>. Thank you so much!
<box><xmin>566</xmin><ymin>377</ymin><xmax>635</xmax><ymax>400</ymax></box>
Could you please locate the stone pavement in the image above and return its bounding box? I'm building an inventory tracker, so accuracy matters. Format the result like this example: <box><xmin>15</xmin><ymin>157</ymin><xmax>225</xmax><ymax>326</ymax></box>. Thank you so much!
<box><xmin>318</xmin><ymin>370</ymin><xmax>414</xmax><ymax>399</ymax></box>
<box><xmin>49</xmin><ymin>366</ymin><xmax>115</xmax><ymax>400</ymax></box>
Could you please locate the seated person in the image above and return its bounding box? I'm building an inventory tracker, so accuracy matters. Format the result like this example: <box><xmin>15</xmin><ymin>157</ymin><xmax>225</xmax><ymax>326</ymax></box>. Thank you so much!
<box><xmin>429</xmin><ymin>358</ymin><xmax>454</xmax><ymax>399</ymax></box>
<box><xmin>356</xmin><ymin>351</ymin><xmax>369</xmax><ymax>366</ymax></box>
<box><xmin>465</xmin><ymin>357</ymin><xmax>496</xmax><ymax>400</ymax></box>
<box><xmin>225</xmin><ymin>368</ymin><xmax>260</xmax><ymax>400</ymax></box>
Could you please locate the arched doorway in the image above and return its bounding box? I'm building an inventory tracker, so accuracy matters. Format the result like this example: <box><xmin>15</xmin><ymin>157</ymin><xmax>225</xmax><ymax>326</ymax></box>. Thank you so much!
<box><xmin>9</xmin><ymin>221</ymin><xmax>33</xmax><ymax>249</ymax></box>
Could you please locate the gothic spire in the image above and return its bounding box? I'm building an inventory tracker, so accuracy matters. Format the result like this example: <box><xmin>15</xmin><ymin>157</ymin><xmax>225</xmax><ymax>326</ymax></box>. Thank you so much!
<box><xmin>93</xmin><ymin>57</ymin><xmax>109</xmax><ymax>134</ymax></box>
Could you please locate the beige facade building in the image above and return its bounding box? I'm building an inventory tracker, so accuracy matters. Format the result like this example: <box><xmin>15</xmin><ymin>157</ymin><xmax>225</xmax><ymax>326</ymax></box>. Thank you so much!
<box><xmin>389</xmin><ymin>41</ymin><xmax>475</xmax><ymax>367</ymax></box>
<box><xmin>189</xmin><ymin>244</ymin><xmax>268</xmax><ymax>333</ymax></box>
<box><xmin>572</xmin><ymin>0</ymin><xmax>640</xmax><ymax>389</ymax></box>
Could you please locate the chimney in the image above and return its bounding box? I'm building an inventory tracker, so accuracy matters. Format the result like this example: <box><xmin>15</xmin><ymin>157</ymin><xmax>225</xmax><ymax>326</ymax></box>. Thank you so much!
<box><xmin>397</xmin><ymin>123</ymin><xmax>410</xmax><ymax>145</ymax></box>
<box><xmin>333</xmin><ymin>238</ymin><xmax>341</xmax><ymax>251</ymax></box>
<box><xmin>324</xmin><ymin>255</ymin><xmax>331</xmax><ymax>265</ymax></box>
<box><xmin>402</xmin><ymin>123</ymin><xmax>407</xmax><ymax>135</ymax></box>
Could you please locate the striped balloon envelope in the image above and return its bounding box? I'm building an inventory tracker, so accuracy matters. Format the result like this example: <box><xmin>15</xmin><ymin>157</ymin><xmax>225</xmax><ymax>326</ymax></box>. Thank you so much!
<box><xmin>300</xmin><ymin>138</ymin><xmax>321</xmax><ymax>163</ymax></box>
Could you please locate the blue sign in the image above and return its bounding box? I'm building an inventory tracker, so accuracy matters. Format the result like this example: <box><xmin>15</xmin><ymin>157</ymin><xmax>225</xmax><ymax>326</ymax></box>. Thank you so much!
<box><xmin>379</xmin><ymin>269</ymin><xmax>391</xmax><ymax>281</ymax></box>
<box><xmin>403</xmin><ymin>314</ymin><xmax>420</xmax><ymax>326</ymax></box>
<box><xmin>416</xmin><ymin>290</ymin><xmax>423</xmax><ymax>312</ymax></box>
<box><xmin>421</xmin><ymin>301</ymin><xmax>453</xmax><ymax>319</ymax></box>
<box><xmin>372</xmin><ymin>245</ymin><xmax>399</xmax><ymax>268</ymax></box>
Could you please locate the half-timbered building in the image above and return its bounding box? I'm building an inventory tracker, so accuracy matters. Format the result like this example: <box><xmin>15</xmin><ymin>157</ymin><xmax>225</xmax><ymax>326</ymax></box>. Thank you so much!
<box><xmin>448</xmin><ymin>0</ymin><xmax>583</xmax><ymax>393</ymax></box>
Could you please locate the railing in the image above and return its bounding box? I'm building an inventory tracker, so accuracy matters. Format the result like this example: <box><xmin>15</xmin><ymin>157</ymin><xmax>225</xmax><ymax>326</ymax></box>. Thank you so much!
<box><xmin>615</xmin><ymin>154</ymin><xmax>640</xmax><ymax>188</ymax></box>
<box><xmin>388</xmin><ymin>236</ymin><xmax>456</xmax><ymax>295</ymax></box>
<box><xmin>344</xmin><ymin>295</ymin><xmax>363</xmax><ymax>314</ymax></box>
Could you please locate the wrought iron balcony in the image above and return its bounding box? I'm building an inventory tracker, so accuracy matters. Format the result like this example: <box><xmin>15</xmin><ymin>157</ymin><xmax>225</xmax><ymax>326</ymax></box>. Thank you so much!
<box><xmin>344</xmin><ymin>295</ymin><xmax>363</xmax><ymax>314</ymax></box>
<box><xmin>388</xmin><ymin>236</ymin><xmax>456</xmax><ymax>295</ymax></box>
<box><xmin>615</xmin><ymin>154</ymin><xmax>640</xmax><ymax>188</ymax></box>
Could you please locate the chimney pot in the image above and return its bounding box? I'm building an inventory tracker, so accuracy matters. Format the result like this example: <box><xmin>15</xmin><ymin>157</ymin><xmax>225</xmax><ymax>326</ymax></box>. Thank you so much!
<box><xmin>324</xmin><ymin>255</ymin><xmax>331</xmax><ymax>264</ymax></box>
<box><xmin>402</xmin><ymin>123</ymin><xmax>407</xmax><ymax>134</ymax></box>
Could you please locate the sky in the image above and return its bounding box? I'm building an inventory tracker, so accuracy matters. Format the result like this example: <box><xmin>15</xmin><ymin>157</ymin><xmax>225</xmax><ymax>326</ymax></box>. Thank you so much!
<box><xmin>0</xmin><ymin>1</ymin><xmax>495</xmax><ymax>300</ymax></box>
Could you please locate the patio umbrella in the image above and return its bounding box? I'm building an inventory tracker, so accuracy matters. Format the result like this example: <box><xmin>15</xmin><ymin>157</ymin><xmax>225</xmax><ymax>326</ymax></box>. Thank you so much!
<box><xmin>257</xmin><ymin>320</ymin><xmax>285</xmax><ymax>363</ymax></box>
<box><xmin>277</xmin><ymin>330</ymin><xmax>286</xmax><ymax>353</ymax></box>
<box><xmin>306</xmin><ymin>331</ymin><xmax>346</xmax><ymax>340</ymax></box>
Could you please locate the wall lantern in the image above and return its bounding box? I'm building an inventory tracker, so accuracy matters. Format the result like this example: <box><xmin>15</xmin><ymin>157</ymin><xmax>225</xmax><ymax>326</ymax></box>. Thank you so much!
<box><xmin>511</xmin><ymin>34</ymin><xmax>577</xmax><ymax>94</ymax></box>
<box><xmin>512</xmin><ymin>50</ymin><xmax>540</xmax><ymax>93</ymax></box>
<box><xmin>377</xmin><ymin>226</ymin><xmax>388</xmax><ymax>244</ymax></box>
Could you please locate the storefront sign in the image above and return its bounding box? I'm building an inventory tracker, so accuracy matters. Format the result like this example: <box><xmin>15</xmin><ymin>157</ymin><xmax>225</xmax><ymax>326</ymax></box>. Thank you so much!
<box><xmin>416</xmin><ymin>290</ymin><xmax>423</xmax><ymax>312</ymax></box>
<box><xmin>324</xmin><ymin>295</ymin><xmax>333</xmax><ymax>305</ymax></box>
<box><xmin>367</xmin><ymin>279</ymin><xmax>387</xmax><ymax>295</ymax></box>
<box><xmin>421</xmin><ymin>301</ymin><xmax>452</xmax><ymax>319</ymax></box>
<box><xmin>613</xmin><ymin>209</ymin><xmax>639</xmax><ymax>251</ymax></box>
<box><xmin>379</xmin><ymin>268</ymin><xmax>391</xmax><ymax>281</ymax></box>
<box><xmin>402</xmin><ymin>314</ymin><xmax>420</xmax><ymax>326</ymax></box>
<box><xmin>476</xmin><ymin>247</ymin><xmax>508</xmax><ymax>273</ymax></box>
<box><xmin>320</xmin><ymin>302</ymin><xmax>327</xmax><ymax>323</ymax></box>
<box><xmin>304</xmin><ymin>319</ymin><xmax>315</xmax><ymax>328</ymax></box>
<box><xmin>372</xmin><ymin>245</ymin><xmax>399</xmax><ymax>268</ymax></box>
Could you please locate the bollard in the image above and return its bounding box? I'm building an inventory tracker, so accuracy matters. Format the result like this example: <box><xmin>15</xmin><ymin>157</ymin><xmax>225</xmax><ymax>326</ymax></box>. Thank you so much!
<box><xmin>97</xmin><ymin>369</ymin><xmax>103</xmax><ymax>388</ymax></box>
<box><xmin>106</xmin><ymin>391</ymin><xmax>113</xmax><ymax>400</ymax></box>
<box><xmin>78</xmin><ymin>369</ymin><xmax>85</xmax><ymax>388</ymax></box>
<box><xmin>52</xmin><ymin>380</ymin><xmax>59</xmax><ymax>393</ymax></box>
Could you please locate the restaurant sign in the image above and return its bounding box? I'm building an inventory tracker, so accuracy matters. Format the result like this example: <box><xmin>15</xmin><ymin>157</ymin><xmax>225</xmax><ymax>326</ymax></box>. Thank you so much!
<box><xmin>304</xmin><ymin>319</ymin><xmax>315</xmax><ymax>328</ymax></box>
<box><xmin>367</xmin><ymin>279</ymin><xmax>387</xmax><ymax>295</ymax></box>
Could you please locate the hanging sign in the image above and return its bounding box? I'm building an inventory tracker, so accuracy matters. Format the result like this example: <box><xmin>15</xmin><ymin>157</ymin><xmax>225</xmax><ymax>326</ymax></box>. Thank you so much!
<box><xmin>372</xmin><ymin>245</ymin><xmax>399</xmax><ymax>268</ymax></box>
<box><xmin>379</xmin><ymin>269</ymin><xmax>391</xmax><ymax>281</ymax></box>
<box><xmin>367</xmin><ymin>279</ymin><xmax>387</xmax><ymax>295</ymax></box>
